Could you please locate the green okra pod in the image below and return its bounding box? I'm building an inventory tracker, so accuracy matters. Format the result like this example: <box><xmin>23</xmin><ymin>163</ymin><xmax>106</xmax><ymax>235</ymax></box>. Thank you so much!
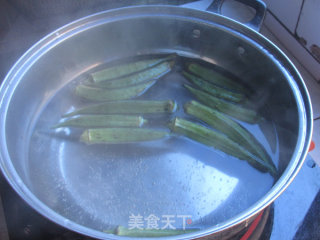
<box><xmin>80</xmin><ymin>128</ymin><xmax>169</xmax><ymax>144</ymax></box>
<box><xmin>75</xmin><ymin>80</ymin><xmax>156</xmax><ymax>101</ymax></box>
<box><xmin>182</xmin><ymin>71</ymin><xmax>245</xmax><ymax>103</ymax></box>
<box><xmin>185</xmin><ymin>84</ymin><xmax>261</xmax><ymax>124</ymax></box>
<box><xmin>170</xmin><ymin>117</ymin><xmax>273</xmax><ymax>175</ymax></box>
<box><xmin>104</xmin><ymin>226</ymin><xmax>200</xmax><ymax>237</ymax></box>
<box><xmin>184</xmin><ymin>101</ymin><xmax>277</xmax><ymax>176</ymax></box>
<box><xmin>187</xmin><ymin>63</ymin><xmax>249</xmax><ymax>94</ymax></box>
<box><xmin>63</xmin><ymin>100</ymin><xmax>177</xmax><ymax>117</ymax></box>
<box><xmin>91</xmin><ymin>55</ymin><xmax>175</xmax><ymax>82</ymax></box>
<box><xmin>92</xmin><ymin>61</ymin><xmax>172</xmax><ymax>88</ymax></box>
<box><xmin>52</xmin><ymin>115</ymin><xmax>147</xmax><ymax>128</ymax></box>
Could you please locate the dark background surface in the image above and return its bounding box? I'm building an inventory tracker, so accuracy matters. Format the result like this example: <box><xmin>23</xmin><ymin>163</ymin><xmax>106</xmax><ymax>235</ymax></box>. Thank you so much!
<box><xmin>0</xmin><ymin>0</ymin><xmax>194</xmax><ymax>81</ymax></box>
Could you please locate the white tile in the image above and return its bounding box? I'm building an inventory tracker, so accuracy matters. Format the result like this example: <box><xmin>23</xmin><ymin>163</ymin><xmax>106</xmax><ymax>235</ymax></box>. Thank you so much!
<box><xmin>296</xmin><ymin>0</ymin><xmax>320</xmax><ymax>51</ymax></box>
<box><xmin>263</xmin><ymin>0</ymin><xmax>303</xmax><ymax>33</ymax></box>
<box><xmin>263</xmin><ymin>12</ymin><xmax>320</xmax><ymax>82</ymax></box>
<box><xmin>309</xmin><ymin>120</ymin><xmax>320</xmax><ymax>166</ymax></box>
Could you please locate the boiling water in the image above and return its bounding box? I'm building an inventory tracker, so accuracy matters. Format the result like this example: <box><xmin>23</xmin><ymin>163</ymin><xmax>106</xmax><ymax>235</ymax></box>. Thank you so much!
<box><xmin>28</xmin><ymin>55</ymin><xmax>278</xmax><ymax>232</ymax></box>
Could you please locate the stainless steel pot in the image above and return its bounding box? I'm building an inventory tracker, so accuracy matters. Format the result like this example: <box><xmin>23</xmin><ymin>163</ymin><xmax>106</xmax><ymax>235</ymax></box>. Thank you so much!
<box><xmin>0</xmin><ymin>2</ymin><xmax>313</xmax><ymax>240</ymax></box>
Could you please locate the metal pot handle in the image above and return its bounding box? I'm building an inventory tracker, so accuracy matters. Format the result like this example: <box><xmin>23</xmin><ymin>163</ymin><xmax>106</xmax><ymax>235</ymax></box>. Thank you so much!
<box><xmin>181</xmin><ymin>0</ymin><xmax>267</xmax><ymax>32</ymax></box>
<box><xmin>207</xmin><ymin>0</ymin><xmax>267</xmax><ymax>32</ymax></box>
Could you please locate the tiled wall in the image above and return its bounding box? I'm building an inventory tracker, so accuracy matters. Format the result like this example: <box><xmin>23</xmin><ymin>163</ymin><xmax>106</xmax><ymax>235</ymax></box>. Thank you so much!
<box><xmin>263</xmin><ymin>0</ymin><xmax>320</xmax><ymax>82</ymax></box>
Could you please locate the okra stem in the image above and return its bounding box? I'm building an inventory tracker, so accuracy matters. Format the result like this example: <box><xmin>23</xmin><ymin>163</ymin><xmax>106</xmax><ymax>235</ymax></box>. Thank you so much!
<box><xmin>92</xmin><ymin>61</ymin><xmax>172</xmax><ymax>88</ymax></box>
<box><xmin>52</xmin><ymin>115</ymin><xmax>147</xmax><ymax>128</ymax></box>
<box><xmin>182</xmin><ymin>71</ymin><xmax>245</xmax><ymax>103</ymax></box>
<box><xmin>63</xmin><ymin>100</ymin><xmax>177</xmax><ymax>117</ymax></box>
<box><xmin>184</xmin><ymin>101</ymin><xmax>277</xmax><ymax>176</ymax></box>
<box><xmin>188</xmin><ymin>63</ymin><xmax>249</xmax><ymax>94</ymax></box>
<box><xmin>75</xmin><ymin>80</ymin><xmax>156</xmax><ymax>101</ymax></box>
<box><xmin>105</xmin><ymin>226</ymin><xmax>200</xmax><ymax>237</ymax></box>
<box><xmin>80</xmin><ymin>128</ymin><xmax>169</xmax><ymax>144</ymax></box>
<box><xmin>185</xmin><ymin>84</ymin><xmax>261</xmax><ymax>124</ymax></box>
<box><xmin>170</xmin><ymin>117</ymin><xmax>273</xmax><ymax>174</ymax></box>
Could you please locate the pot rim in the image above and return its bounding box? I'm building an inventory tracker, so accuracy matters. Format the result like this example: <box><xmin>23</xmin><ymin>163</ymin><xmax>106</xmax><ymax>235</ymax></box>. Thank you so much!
<box><xmin>0</xmin><ymin>5</ymin><xmax>313</xmax><ymax>240</ymax></box>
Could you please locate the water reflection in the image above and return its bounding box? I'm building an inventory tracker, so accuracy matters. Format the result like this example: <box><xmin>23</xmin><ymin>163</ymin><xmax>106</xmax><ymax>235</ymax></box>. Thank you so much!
<box><xmin>165</xmin><ymin>153</ymin><xmax>239</xmax><ymax>218</ymax></box>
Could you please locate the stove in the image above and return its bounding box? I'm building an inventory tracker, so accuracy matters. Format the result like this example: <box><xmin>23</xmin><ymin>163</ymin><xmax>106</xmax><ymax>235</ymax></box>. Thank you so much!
<box><xmin>0</xmin><ymin>0</ymin><xmax>319</xmax><ymax>239</ymax></box>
